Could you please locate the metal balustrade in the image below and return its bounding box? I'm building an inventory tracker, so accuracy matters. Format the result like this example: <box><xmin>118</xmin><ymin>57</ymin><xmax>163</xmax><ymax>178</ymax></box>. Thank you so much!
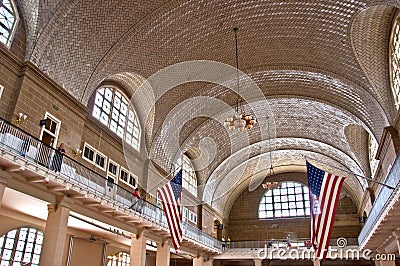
<box><xmin>0</xmin><ymin>119</ymin><xmax>221</xmax><ymax>250</ymax></box>
<box><xmin>225</xmin><ymin>238</ymin><xmax>358</xmax><ymax>250</ymax></box>
<box><xmin>358</xmin><ymin>153</ymin><xmax>400</xmax><ymax>248</ymax></box>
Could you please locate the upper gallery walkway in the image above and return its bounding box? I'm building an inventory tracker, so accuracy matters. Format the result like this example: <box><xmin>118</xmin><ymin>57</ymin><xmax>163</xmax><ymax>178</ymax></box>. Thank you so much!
<box><xmin>0</xmin><ymin>118</ymin><xmax>221</xmax><ymax>256</ymax></box>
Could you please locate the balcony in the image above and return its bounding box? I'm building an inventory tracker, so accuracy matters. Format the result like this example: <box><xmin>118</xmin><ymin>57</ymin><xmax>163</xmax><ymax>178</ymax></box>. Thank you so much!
<box><xmin>358</xmin><ymin>152</ymin><xmax>400</xmax><ymax>249</ymax></box>
<box><xmin>0</xmin><ymin>118</ymin><xmax>221</xmax><ymax>253</ymax></box>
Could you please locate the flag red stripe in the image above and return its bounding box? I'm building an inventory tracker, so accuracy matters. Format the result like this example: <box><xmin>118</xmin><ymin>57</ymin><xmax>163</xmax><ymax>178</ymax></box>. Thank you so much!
<box><xmin>158</xmin><ymin>184</ymin><xmax>182</xmax><ymax>250</ymax></box>
<box><xmin>313</xmin><ymin>173</ymin><xmax>331</xmax><ymax>250</ymax></box>
<box><xmin>314</xmin><ymin>174</ymin><xmax>345</xmax><ymax>259</ymax></box>
<box><xmin>159</xmin><ymin>186</ymin><xmax>181</xmax><ymax>241</ymax></box>
<box><xmin>316</xmin><ymin>173</ymin><xmax>336</xmax><ymax>258</ymax></box>
<box><xmin>161</xmin><ymin>185</ymin><xmax>180</xmax><ymax>233</ymax></box>
<box><xmin>317</xmin><ymin>174</ymin><xmax>338</xmax><ymax>258</ymax></box>
<box><xmin>160</xmin><ymin>194</ymin><xmax>181</xmax><ymax>249</ymax></box>
<box><xmin>322</xmin><ymin>177</ymin><xmax>345</xmax><ymax>259</ymax></box>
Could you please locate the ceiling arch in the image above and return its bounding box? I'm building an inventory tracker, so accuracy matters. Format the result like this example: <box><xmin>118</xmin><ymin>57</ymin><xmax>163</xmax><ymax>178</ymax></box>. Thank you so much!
<box><xmin>13</xmin><ymin>0</ymin><xmax>400</xmax><ymax>218</ymax></box>
<box><xmin>211</xmin><ymin>148</ymin><xmax>365</xmax><ymax>219</ymax></box>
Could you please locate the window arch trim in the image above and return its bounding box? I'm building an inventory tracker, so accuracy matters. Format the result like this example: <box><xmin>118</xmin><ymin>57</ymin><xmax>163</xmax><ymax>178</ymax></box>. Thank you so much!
<box><xmin>92</xmin><ymin>86</ymin><xmax>141</xmax><ymax>150</ymax></box>
<box><xmin>0</xmin><ymin>0</ymin><xmax>20</xmax><ymax>48</ymax></box>
<box><xmin>389</xmin><ymin>11</ymin><xmax>400</xmax><ymax>109</ymax></box>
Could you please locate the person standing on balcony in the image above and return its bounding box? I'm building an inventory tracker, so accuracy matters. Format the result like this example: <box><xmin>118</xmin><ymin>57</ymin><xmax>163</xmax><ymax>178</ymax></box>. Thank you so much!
<box><xmin>130</xmin><ymin>188</ymin><xmax>142</xmax><ymax>212</ymax></box>
<box><xmin>51</xmin><ymin>143</ymin><xmax>65</xmax><ymax>172</ymax></box>
<box><xmin>221</xmin><ymin>236</ymin><xmax>226</xmax><ymax>250</ymax></box>
<box><xmin>226</xmin><ymin>236</ymin><xmax>231</xmax><ymax>249</ymax></box>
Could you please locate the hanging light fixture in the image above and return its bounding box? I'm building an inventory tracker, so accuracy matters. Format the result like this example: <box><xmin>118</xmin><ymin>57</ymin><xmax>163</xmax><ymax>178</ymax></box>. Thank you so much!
<box><xmin>225</xmin><ymin>27</ymin><xmax>257</xmax><ymax>131</ymax></box>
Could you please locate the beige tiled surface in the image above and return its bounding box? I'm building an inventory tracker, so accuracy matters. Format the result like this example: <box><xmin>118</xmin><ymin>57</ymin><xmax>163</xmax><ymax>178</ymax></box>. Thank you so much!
<box><xmin>11</xmin><ymin>0</ymin><xmax>400</xmax><ymax>215</ymax></box>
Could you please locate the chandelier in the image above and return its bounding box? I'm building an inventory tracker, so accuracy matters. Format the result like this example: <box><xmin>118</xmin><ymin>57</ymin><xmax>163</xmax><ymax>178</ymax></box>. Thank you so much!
<box><xmin>225</xmin><ymin>28</ymin><xmax>257</xmax><ymax>131</ymax></box>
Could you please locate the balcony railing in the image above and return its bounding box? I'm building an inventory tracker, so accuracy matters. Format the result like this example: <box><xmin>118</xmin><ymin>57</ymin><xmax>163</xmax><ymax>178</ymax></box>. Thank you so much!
<box><xmin>358</xmin><ymin>152</ymin><xmax>400</xmax><ymax>248</ymax></box>
<box><xmin>225</xmin><ymin>238</ymin><xmax>358</xmax><ymax>250</ymax></box>
<box><xmin>0</xmin><ymin>118</ymin><xmax>221</xmax><ymax>250</ymax></box>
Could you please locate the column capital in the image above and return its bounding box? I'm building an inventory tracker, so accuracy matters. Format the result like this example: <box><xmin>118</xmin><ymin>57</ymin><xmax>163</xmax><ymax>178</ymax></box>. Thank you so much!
<box><xmin>134</xmin><ymin>228</ymin><xmax>145</xmax><ymax>239</ymax></box>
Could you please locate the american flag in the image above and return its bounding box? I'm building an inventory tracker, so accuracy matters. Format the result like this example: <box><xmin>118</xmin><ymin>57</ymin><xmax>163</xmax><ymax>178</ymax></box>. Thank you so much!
<box><xmin>158</xmin><ymin>170</ymin><xmax>183</xmax><ymax>250</ymax></box>
<box><xmin>307</xmin><ymin>161</ymin><xmax>345</xmax><ymax>260</ymax></box>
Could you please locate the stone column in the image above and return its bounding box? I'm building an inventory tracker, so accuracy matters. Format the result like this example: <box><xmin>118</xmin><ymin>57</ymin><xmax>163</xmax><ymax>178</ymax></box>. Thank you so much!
<box><xmin>254</xmin><ymin>259</ymin><xmax>262</xmax><ymax>266</ymax></box>
<box><xmin>40</xmin><ymin>197</ymin><xmax>73</xmax><ymax>266</ymax></box>
<box><xmin>130</xmin><ymin>230</ymin><xmax>147</xmax><ymax>266</ymax></box>
<box><xmin>313</xmin><ymin>259</ymin><xmax>321</xmax><ymax>266</ymax></box>
<box><xmin>0</xmin><ymin>170</ymin><xmax>10</xmax><ymax>207</ymax></box>
<box><xmin>204</xmin><ymin>258</ymin><xmax>213</xmax><ymax>266</ymax></box>
<box><xmin>193</xmin><ymin>256</ymin><xmax>213</xmax><ymax>266</ymax></box>
<box><xmin>193</xmin><ymin>256</ymin><xmax>203</xmax><ymax>266</ymax></box>
<box><xmin>156</xmin><ymin>240</ymin><xmax>170</xmax><ymax>266</ymax></box>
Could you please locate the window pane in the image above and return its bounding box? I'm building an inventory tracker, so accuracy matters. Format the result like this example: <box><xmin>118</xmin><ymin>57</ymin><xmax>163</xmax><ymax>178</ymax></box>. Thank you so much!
<box><xmin>92</xmin><ymin>87</ymin><xmax>140</xmax><ymax>151</ymax></box>
<box><xmin>259</xmin><ymin>181</ymin><xmax>310</xmax><ymax>218</ymax></box>
<box><xmin>0</xmin><ymin>0</ymin><xmax>17</xmax><ymax>47</ymax></box>
<box><xmin>0</xmin><ymin>227</ymin><xmax>43</xmax><ymax>265</ymax></box>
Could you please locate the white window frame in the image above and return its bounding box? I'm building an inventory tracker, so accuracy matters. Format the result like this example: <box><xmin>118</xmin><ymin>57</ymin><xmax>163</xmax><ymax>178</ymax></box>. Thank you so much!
<box><xmin>119</xmin><ymin>167</ymin><xmax>137</xmax><ymax>188</ymax></box>
<box><xmin>157</xmin><ymin>192</ymin><xmax>162</xmax><ymax>208</ymax></box>
<box><xmin>175</xmin><ymin>155</ymin><xmax>197</xmax><ymax>196</ymax></box>
<box><xmin>92</xmin><ymin>86</ymin><xmax>141</xmax><ymax>151</ymax></box>
<box><xmin>39</xmin><ymin>112</ymin><xmax>61</xmax><ymax>148</ymax></box>
<box><xmin>188</xmin><ymin>210</ymin><xmax>197</xmax><ymax>224</ymax></box>
<box><xmin>183</xmin><ymin>207</ymin><xmax>188</xmax><ymax>222</ymax></box>
<box><xmin>107</xmin><ymin>159</ymin><xmax>119</xmax><ymax>184</ymax></box>
<box><xmin>0</xmin><ymin>0</ymin><xmax>20</xmax><ymax>48</ymax></box>
<box><xmin>82</xmin><ymin>142</ymin><xmax>107</xmax><ymax>171</ymax></box>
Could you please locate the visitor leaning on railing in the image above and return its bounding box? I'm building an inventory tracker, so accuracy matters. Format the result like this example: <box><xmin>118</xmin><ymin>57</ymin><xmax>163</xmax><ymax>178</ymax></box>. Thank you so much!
<box><xmin>0</xmin><ymin>118</ymin><xmax>221</xmax><ymax>250</ymax></box>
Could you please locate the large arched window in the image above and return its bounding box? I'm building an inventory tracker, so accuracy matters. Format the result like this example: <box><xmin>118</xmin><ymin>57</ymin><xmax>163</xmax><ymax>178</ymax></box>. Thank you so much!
<box><xmin>0</xmin><ymin>0</ymin><xmax>19</xmax><ymax>48</ymax></box>
<box><xmin>92</xmin><ymin>86</ymin><xmax>141</xmax><ymax>150</ymax></box>
<box><xmin>259</xmin><ymin>181</ymin><xmax>310</xmax><ymax>219</ymax></box>
<box><xmin>390</xmin><ymin>12</ymin><xmax>400</xmax><ymax>109</ymax></box>
<box><xmin>0</xmin><ymin>227</ymin><xmax>44</xmax><ymax>265</ymax></box>
<box><xmin>107</xmin><ymin>251</ymin><xmax>130</xmax><ymax>266</ymax></box>
<box><xmin>176</xmin><ymin>155</ymin><xmax>197</xmax><ymax>196</ymax></box>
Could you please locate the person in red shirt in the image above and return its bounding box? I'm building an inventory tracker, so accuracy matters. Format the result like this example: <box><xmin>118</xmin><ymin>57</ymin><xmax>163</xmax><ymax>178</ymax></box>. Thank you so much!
<box><xmin>131</xmin><ymin>188</ymin><xmax>142</xmax><ymax>211</ymax></box>
<box><xmin>133</xmin><ymin>188</ymin><xmax>141</xmax><ymax>199</ymax></box>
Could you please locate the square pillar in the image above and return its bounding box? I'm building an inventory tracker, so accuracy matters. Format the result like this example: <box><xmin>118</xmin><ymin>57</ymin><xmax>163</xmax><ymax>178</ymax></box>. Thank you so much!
<box><xmin>254</xmin><ymin>259</ymin><xmax>262</xmax><ymax>266</ymax></box>
<box><xmin>313</xmin><ymin>259</ymin><xmax>321</xmax><ymax>266</ymax></box>
<box><xmin>156</xmin><ymin>241</ymin><xmax>170</xmax><ymax>266</ymax></box>
<box><xmin>40</xmin><ymin>197</ymin><xmax>72</xmax><ymax>266</ymax></box>
<box><xmin>130</xmin><ymin>230</ymin><xmax>147</xmax><ymax>266</ymax></box>
<box><xmin>193</xmin><ymin>256</ymin><xmax>213</xmax><ymax>266</ymax></box>
<box><xmin>0</xmin><ymin>182</ymin><xmax>6</xmax><ymax>207</ymax></box>
<box><xmin>0</xmin><ymin>170</ymin><xmax>10</xmax><ymax>207</ymax></box>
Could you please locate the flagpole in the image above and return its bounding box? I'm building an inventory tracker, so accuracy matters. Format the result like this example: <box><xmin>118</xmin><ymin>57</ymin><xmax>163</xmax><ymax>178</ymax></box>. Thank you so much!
<box><xmin>303</xmin><ymin>155</ymin><xmax>396</xmax><ymax>190</ymax></box>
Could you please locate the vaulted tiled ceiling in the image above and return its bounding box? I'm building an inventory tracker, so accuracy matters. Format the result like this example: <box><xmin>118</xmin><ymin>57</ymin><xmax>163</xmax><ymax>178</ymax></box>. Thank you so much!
<box><xmin>16</xmin><ymin>0</ymin><xmax>399</xmax><ymax>217</ymax></box>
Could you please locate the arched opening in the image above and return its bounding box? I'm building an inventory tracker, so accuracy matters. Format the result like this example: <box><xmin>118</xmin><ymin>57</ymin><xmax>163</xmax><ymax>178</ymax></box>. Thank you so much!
<box><xmin>0</xmin><ymin>227</ymin><xmax>44</xmax><ymax>265</ymax></box>
<box><xmin>213</xmin><ymin>220</ymin><xmax>223</xmax><ymax>240</ymax></box>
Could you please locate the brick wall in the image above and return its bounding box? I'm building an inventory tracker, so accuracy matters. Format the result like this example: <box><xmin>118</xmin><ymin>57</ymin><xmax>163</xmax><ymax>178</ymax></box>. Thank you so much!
<box><xmin>228</xmin><ymin>173</ymin><xmax>361</xmax><ymax>242</ymax></box>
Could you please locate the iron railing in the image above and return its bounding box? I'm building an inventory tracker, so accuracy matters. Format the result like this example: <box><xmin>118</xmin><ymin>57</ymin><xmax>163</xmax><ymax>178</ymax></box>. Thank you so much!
<box><xmin>0</xmin><ymin>119</ymin><xmax>221</xmax><ymax>250</ymax></box>
<box><xmin>358</xmin><ymin>152</ymin><xmax>400</xmax><ymax>247</ymax></box>
<box><xmin>226</xmin><ymin>238</ymin><xmax>358</xmax><ymax>250</ymax></box>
